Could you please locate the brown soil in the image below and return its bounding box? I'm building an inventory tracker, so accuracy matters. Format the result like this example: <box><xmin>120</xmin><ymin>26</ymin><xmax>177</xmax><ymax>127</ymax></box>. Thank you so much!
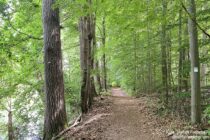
<box><xmin>101</xmin><ymin>88</ymin><xmax>167</xmax><ymax>140</ymax></box>
<box><xmin>64</xmin><ymin>88</ymin><xmax>185</xmax><ymax>140</ymax></box>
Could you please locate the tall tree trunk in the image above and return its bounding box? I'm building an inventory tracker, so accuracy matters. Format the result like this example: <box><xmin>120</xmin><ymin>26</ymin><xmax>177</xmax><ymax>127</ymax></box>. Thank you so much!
<box><xmin>95</xmin><ymin>60</ymin><xmax>102</xmax><ymax>92</ymax></box>
<box><xmin>188</xmin><ymin>0</ymin><xmax>201</xmax><ymax>124</ymax></box>
<box><xmin>90</xmin><ymin>15</ymin><xmax>97</xmax><ymax>97</ymax></box>
<box><xmin>8</xmin><ymin>111</ymin><xmax>14</xmax><ymax>140</ymax></box>
<box><xmin>42</xmin><ymin>0</ymin><xmax>67</xmax><ymax>139</ymax></box>
<box><xmin>133</xmin><ymin>33</ymin><xmax>137</xmax><ymax>92</ymax></box>
<box><xmin>79</xmin><ymin>16</ymin><xmax>90</xmax><ymax>113</ymax></box>
<box><xmin>87</xmin><ymin>18</ymin><xmax>92</xmax><ymax>109</ymax></box>
<box><xmin>167</xmin><ymin>33</ymin><xmax>172</xmax><ymax>92</ymax></box>
<box><xmin>178</xmin><ymin>7</ymin><xmax>184</xmax><ymax>92</ymax></box>
<box><xmin>183</xmin><ymin>19</ymin><xmax>189</xmax><ymax>92</ymax></box>
<box><xmin>88</xmin><ymin>15</ymin><xmax>96</xmax><ymax>108</ymax></box>
<box><xmin>161</xmin><ymin>0</ymin><xmax>169</xmax><ymax>106</ymax></box>
<box><xmin>102</xmin><ymin>16</ymin><xmax>107</xmax><ymax>91</ymax></box>
<box><xmin>8</xmin><ymin>99</ymin><xmax>14</xmax><ymax>140</ymax></box>
<box><xmin>93</xmin><ymin>12</ymin><xmax>102</xmax><ymax>93</ymax></box>
<box><xmin>178</xmin><ymin>8</ymin><xmax>189</xmax><ymax>92</ymax></box>
<box><xmin>79</xmin><ymin>9</ymin><xmax>96</xmax><ymax>112</ymax></box>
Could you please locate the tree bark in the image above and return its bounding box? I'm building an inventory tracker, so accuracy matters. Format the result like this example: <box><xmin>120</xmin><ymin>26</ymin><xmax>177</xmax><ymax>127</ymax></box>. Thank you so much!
<box><xmin>91</xmin><ymin>15</ymin><xmax>98</xmax><ymax>97</ymax></box>
<box><xmin>178</xmin><ymin>7</ymin><xmax>184</xmax><ymax>92</ymax></box>
<box><xmin>79</xmin><ymin>16</ymin><xmax>90</xmax><ymax>113</ymax></box>
<box><xmin>8</xmin><ymin>110</ymin><xmax>14</xmax><ymax>140</ymax></box>
<box><xmin>42</xmin><ymin>0</ymin><xmax>67</xmax><ymax>139</ymax></box>
<box><xmin>79</xmin><ymin>12</ymin><xmax>96</xmax><ymax>112</ymax></box>
<box><xmin>167</xmin><ymin>33</ymin><xmax>172</xmax><ymax>92</ymax></box>
<box><xmin>188</xmin><ymin>0</ymin><xmax>201</xmax><ymax>124</ymax></box>
<box><xmin>183</xmin><ymin>19</ymin><xmax>190</xmax><ymax>92</ymax></box>
<box><xmin>95</xmin><ymin>60</ymin><xmax>102</xmax><ymax>92</ymax></box>
<box><xmin>161</xmin><ymin>0</ymin><xmax>169</xmax><ymax>106</ymax></box>
<box><xmin>133</xmin><ymin>33</ymin><xmax>138</xmax><ymax>92</ymax></box>
<box><xmin>93</xmin><ymin>15</ymin><xmax>102</xmax><ymax>93</ymax></box>
<box><xmin>102</xmin><ymin>16</ymin><xmax>107</xmax><ymax>91</ymax></box>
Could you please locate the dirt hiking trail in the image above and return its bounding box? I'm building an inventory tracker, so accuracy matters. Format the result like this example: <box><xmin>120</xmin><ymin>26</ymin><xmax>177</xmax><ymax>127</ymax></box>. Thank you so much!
<box><xmin>101</xmin><ymin>88</ymin><xmax>166</xmax><ymax>140</ymax></box>
<box><xmin>64</xmin><ymin>88</ymin><xmax>179</xmax><ymax>139</ymax></box>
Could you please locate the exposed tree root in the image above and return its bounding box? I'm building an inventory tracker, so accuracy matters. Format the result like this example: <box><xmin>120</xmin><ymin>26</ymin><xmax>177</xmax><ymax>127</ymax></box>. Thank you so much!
<box><xmin>52</xmin><ymin>114</ymin><xmax>82</xmax><ymax>140</ymax></box>
<box><xmin>52</xmin><ymin>113</ymin><xmax>110</xmax><ymax>140</ymax></box>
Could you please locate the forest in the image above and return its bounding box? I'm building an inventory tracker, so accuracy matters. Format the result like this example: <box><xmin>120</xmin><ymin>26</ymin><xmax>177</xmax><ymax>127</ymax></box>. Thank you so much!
<box><xmin>0</xmin><ymin>0</ymin><xmax>210</xmax><ymax>139</ymax></box>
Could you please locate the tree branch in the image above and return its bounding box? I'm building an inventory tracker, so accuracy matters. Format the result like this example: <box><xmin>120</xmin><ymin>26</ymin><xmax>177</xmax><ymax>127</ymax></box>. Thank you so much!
<box><xmin>180</xmin><ymin>1</ymin><xmax>210</xmax><ymax>39</ymax></box>
<box><xmin>7</xmin><ymin>19</ymin><xmax>43</xmax><ymax>40</ymax></box>
<box><xmin>3</xmin><ymin>10</ymin><xmax>43</xmax><ymax>40</ymax></box>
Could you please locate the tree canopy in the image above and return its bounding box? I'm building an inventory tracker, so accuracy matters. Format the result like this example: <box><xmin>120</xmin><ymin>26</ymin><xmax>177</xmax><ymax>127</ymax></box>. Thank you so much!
<box><xmin>0</xmin><ymin>0</ymin><xmax>210</xmax><ymax>139</ymax></box>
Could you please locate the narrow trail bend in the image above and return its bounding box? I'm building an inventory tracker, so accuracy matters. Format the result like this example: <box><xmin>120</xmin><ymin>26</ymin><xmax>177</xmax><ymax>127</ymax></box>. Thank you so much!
<box><xmin>101</xmin><ymin>88</ymin><xmax>167</xmax><ymax>140</ymax></box>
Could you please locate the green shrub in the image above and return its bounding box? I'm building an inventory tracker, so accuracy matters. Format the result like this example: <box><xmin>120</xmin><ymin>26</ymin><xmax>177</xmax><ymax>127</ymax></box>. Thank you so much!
<box><xmin>111</xmin><ymin>81</ymin><xmax>118</xmax><ymax>87</ymax></box>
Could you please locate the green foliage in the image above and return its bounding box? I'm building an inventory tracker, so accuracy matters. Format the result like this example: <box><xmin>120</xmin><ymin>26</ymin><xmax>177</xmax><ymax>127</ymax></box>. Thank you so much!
<box><xmin>111</xmin><ymin>81</ymin><xmax>118</xmax><ymax>87</ymax></box>
<box><xmin>1</xmin><ymin>0</ymin><xmax>210</xmax><ymax>138</ymax></box>
<box><xmin>62</xmin><ymin>22</ymin><xmax>81</xmax><ymax>120</ymax></box>
<box><xmin>204</xmin><ymin>105</ymin><xmax>210</xmax><ymax>124</ymax></box>
<box><xmin>175</xmin><ymin>92</ymin><xmax>191</xmax><ymax>99</ymax></box>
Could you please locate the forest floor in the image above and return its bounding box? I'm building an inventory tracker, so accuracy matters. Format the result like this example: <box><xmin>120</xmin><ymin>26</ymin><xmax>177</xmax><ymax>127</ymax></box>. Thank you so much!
<box><xmin>63</xmin><ymin>88</ymin><xmax>188</xmax><ymax>140</ymax></box>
